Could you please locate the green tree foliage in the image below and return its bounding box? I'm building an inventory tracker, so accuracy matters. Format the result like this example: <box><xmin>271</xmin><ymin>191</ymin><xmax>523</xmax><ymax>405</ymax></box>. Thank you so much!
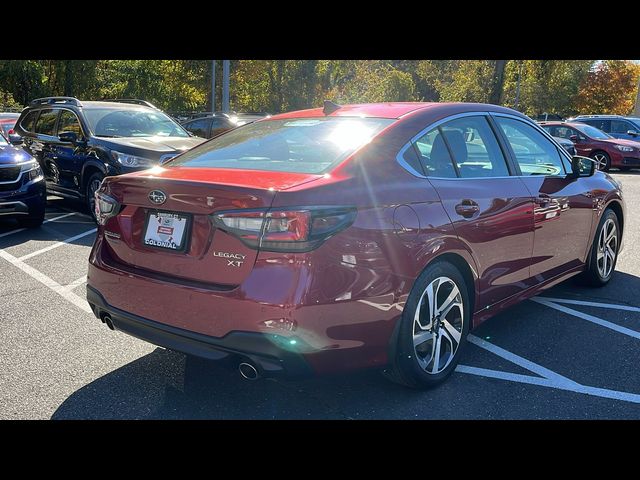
<box><xmin>1</xmin><ymin>59</ymin><xmax>638</xmax><ymax>117</ymax></box>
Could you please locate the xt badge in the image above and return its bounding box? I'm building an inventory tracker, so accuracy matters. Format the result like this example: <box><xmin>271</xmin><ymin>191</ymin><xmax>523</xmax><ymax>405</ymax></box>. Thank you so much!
<box><xmin>213</xmin><ymin>251</ymin><xmax>246</xmax><ymax>268</ymax></box>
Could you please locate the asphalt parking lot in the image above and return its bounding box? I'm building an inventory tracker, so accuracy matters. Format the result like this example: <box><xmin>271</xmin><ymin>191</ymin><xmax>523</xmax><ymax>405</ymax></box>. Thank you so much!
<box><xmin>2</xmin><ymin>173</ymin><xmax>640</xmax><ymax>419</ymax></box>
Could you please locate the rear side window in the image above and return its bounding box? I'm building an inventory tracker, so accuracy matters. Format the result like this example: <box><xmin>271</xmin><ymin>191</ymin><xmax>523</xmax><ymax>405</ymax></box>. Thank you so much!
<box><xmin>20</xmin><ymin>110</ymin><xmax>39</xmax><ymax>133</ymax></box>
<box><xmin>169</xmin><ymin>117</ymin><xmax>394</xmax><ymax>174</ymax></box>
<box><xmin>582</xmin><ymin>119</ymin><xmax>610</xmax><ymax>132</ymax></box>
<box><xmin>57</xmin><ymin>110</ymin><xmax>83</xmax><ymax>136</ymax></box>
<box><xmin>35</xmin><ymin>109</ymin><xmax>58</xmax><ymax>136</ymax></box>
<box><xmin>413</xmin><ymin>115</ymin><xmax>509</xmax><ymax>178</ymax></box>
<box><xmin>496</xmin><ymin>117</ymin><xmax>566</xmax><ymax>176</ymax></box>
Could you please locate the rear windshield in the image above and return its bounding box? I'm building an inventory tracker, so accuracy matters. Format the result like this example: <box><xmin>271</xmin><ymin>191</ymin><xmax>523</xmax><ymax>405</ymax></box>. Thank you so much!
<box><xmin>167</xmin><ymin>117</ymin><xmax>395</xmax><ymax>174</ymax></box>
<box><xmin>83</xmin><ymin>108</ymin><xmax>189</xmax><ymax>138</ymax></box>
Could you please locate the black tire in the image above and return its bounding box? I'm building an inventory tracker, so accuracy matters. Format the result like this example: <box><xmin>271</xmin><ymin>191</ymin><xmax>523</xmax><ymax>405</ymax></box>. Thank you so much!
<box><xmin>385</xmin><ymin>261</ymin><xmax>471</xmax><ymax>389</ymax></box>
<box><xmin>581</xmin><ymin>208</ymin><xmax>620</xmax><ymax>287</ymax></box>
<box><xmin>18</xmin><ymin>211</ymin><xmax>44</xmax><ymax>228</ymax></box>
<box><xmin>591</xmin><ymin>151</ymin><xmax>611</xmax><ymax>172</ymax></box>
<box><xmin>85</xmin><ymin>172</ymin><xmax>104</xmax><ymax>222</ymax></box>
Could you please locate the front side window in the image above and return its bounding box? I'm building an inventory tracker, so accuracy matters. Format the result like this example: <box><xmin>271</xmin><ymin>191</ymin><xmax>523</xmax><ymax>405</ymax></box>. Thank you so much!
<box><xmin>57</xmin><ymin>110</ymin><xmax>83</xmax><ymax>136</ymax></box>
<box><xmin>611</xmin><ymin>119</ymin><xmax>633</xmax><ymax>134</ymax></box>
<box><xmin>496</xmin><ymin>117</ymin><xmax>565</xmax><ymax>176</ymax></box>
<box><xmin>83</xmin><ymin>108</ymin><xmax>190</xmax><ymax>138</ymax></box>
<box><xmin>184</xmin><ymin>118</ymin><xmax>209</xmax><ymax>138</ymax></box>
<box><xmin>413</xmin><ymin>116</ymin><xmax>509</xmax><ymax>178</ymax></box>
<box><xmin>168</xmin><ymin>117</ymin><xmax>394</xmax><ymax>174</ymax></box>
<box><xmin>34</xmin><ymin>109</ymin><xmax>58</xmax><ymax>136</ymax></box>
<box><xmin>544</xmin><ymin>125</ymin><xmax>579</xmax><ymax>140</ymax></box>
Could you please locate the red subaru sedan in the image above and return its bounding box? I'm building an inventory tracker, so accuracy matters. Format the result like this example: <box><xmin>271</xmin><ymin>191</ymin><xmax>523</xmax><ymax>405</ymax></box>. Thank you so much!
<box><xmin>87</xmin><ymin>102</ymin><xmax>624</xmax><ymax>388</ymax></box>
<box><xmin>541</xmin><ymin>121</ymin><xmax>640</xmax><ymax>172</ymax></box>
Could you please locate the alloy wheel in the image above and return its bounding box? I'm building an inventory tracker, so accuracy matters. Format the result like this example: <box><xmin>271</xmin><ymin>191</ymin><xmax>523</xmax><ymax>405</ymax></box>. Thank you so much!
<box><xmin>412</xmin><ymin>276</ymin><xmax>464</xmax><ymax>374</ymax></box>
<box><xmin>597</xmin><ymin>218</ymin><xmax>617</xmax><ymax>279</ymax></box>
<box><xmin>593</xmin><ymin>153</ymin><xmax>608</xmax><ymax>171</ymax></box>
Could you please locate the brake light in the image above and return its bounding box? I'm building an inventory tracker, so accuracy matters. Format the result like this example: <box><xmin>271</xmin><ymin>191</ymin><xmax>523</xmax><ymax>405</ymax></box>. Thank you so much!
<box><xmin>212</xmin><ymin>207</ymin><xmax>356</xmax><ymax>252</ymax></box>
<box><xmin>95</xmin><ymin>192</ymin><xmax>120</xmax><ymax>225</ymax></box>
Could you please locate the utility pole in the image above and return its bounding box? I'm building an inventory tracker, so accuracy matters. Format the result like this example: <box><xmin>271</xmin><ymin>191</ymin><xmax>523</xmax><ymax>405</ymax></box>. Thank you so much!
<box><xmin>211</xmin><ymin>60</ymin><xmax>216</xmax><ymax>113</ymax></box>
<box><xmin>222</xmin><ymin>60</ymin><xmax>230</xmax><ymax>113</ymax></box>
<box><xmin>634</xmin><ymin>75</ymin><xmax>640</xmax><ymax>117</ymax></box>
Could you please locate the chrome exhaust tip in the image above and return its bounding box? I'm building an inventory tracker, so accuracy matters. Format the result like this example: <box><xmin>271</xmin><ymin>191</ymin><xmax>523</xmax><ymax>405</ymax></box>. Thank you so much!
<box><xmin>238</xmin><ymin>362</ymin><xmax>260</xmax><ymax>380</ymax></box>
<box><xmin>101</xmin><ymin>313</ymin><xmax>115</xmax><ymax>331</ymax></box>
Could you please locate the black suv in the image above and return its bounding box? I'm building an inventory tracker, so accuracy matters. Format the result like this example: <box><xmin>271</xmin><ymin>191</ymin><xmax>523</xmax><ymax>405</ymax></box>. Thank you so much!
<box><xmin>14</xmin><ymin>97</ymin><xmax>205</xmax><ymax>218</ymax></box>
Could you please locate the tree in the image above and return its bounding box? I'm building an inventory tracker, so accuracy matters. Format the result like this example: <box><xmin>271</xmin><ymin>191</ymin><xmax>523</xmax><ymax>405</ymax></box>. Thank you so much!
<box><xmin>575</xmin><ymin>60</ymin><xmax>640</xmax><ymax>115</ymax></box>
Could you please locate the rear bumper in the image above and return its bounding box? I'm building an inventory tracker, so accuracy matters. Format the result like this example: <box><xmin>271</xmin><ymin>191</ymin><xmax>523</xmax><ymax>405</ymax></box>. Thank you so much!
<box><xmin>86</xmin><ymin>285</ymin><xmax>313</xmax><ymax>378</ymax></box>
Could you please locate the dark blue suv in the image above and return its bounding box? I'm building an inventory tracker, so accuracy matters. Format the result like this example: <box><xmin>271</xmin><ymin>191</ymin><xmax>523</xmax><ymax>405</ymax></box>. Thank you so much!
<box><xmin>0</xmin><ymin>132</ymin><xmax>46</xmax><ymax>227</ymax></box>
<box><xmin>14</xmin><ymin>97</ymin><xmax>205</xmax><ymax>220</ymax></box>
<box><xmin>570</xmin><ymin>115</ymin><xmax>640</xmax><ymax>141</ymax></box>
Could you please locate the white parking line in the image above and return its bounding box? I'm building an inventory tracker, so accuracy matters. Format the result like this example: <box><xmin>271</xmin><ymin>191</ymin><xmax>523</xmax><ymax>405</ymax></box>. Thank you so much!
<box><xmin>467</xmin><ymin>334</ymin><xmax>578</xmax><ymax>386</ymax></box>
<box><xmin>62</xmin><ymin>274</ymin><xmax>87</xmax><ymax>293</ymax></box>
<box><xmin>533</xmin><ymin>298</ymin><xmax>640</xmax><ymax>340</ymax></box>
<box><xmin>0</xmin><ymin>248</ymin><xmax>91</xmax><ymax>314</ymax></box>
<box><xmin>456</xmin><ymin>365</ymin><xmax>640</xmax><ymax>404</ymax></box>
<box><xmin>0</xmin><ymin>212</ymin><xmax>78</xmax><ymax>239</ymax></box>
<box><xmin>18</xmin><ymin>228</ymin><xmax>97</xmax><ymax>261</ymax></box>
<box><xmin>539</xmin><ymin>296</ymin><xmax>640</xmax><ymax>313</ymax></box>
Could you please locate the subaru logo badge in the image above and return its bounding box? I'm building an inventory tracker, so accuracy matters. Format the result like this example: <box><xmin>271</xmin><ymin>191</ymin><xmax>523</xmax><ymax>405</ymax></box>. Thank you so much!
<box><xmin>149</xmin><ymin>190</ymin><xmax>167</xmax><ymax>205</ymax></box>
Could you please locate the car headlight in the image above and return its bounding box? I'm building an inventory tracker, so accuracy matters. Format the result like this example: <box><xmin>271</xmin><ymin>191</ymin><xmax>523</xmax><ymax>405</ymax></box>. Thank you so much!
<box><xmin>111</xmin><ymin>151</ymin><xmax>157</xmax><ymax>168</ymax></box>
<box><xmin>20</xmin><ymin>160</ymin><xmax>43</xmax><ymax>182</ymax></box>
<box><xmin>614</xmin><ymin>145</ymin><xmax>634</xmax><ymax>152</ymax></box>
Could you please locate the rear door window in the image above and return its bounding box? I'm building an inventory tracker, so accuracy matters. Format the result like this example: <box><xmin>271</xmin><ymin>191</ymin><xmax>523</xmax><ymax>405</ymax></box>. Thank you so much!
<box><xmin>34</xmin><ymin>109</ymin><xmax>59</xmax><ymax>136</ymax></box>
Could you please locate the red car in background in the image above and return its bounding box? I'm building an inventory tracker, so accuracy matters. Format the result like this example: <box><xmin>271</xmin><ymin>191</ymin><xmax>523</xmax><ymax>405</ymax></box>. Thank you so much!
<box><xmin>0</xmin><ymin>113</ymin><xmax>21</xmax><ymax>144</ymax></box>
<box><xmin>541</xmin><ymin>121</ymin><xmax>640</xmax><ymax>171</ymax></box>
<box><xmin>87</xmin><ymin>102</ymin><xmax>624</xmax><ymax>389</ymax></box>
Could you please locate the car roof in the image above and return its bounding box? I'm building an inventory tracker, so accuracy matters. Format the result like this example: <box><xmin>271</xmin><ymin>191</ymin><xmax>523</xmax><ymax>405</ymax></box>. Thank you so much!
<box><xmin>77</xmin><ymin>101</ymin><xmax>154</xmax><ymax>110</ymax></box>
<box><xmin>269</xmin><ymin>102</ymin><xmax>522</xmax><ymax>120</ymax></box>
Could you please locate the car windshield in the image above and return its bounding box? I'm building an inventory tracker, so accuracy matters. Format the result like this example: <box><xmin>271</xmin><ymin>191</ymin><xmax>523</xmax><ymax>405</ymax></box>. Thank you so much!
<box><xmin>167</xmin><ymin>117</ymin><xmax>395</xmax><ymax>174</ymax></box>
<box><xmin>578</xmin><ymin>124</ymin><xmax>611</xmax><ymax>140</ymax></box>
<box><xmin>83</xmin><ymin>108</ymin><xmax>189</xmax><ymax>138</ymax></box>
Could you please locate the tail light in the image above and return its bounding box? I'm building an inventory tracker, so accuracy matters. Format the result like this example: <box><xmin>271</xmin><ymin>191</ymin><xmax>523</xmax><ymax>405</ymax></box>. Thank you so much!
<box><xmin>95</xmin><ymin>192</ymin><xmax>120</xmax><ymax>225</ymax></box>
<box><xmin>212</xmin><ymin>206</ymin><xmax>357</xmax><ymax>252</ymax></box>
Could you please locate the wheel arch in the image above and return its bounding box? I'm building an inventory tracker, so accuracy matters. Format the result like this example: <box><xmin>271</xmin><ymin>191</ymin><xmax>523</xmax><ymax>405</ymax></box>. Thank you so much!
<box><xmin>80</xmin><ymin>161</ymin><xmax>108</xmax><ymax>198</ymax></box>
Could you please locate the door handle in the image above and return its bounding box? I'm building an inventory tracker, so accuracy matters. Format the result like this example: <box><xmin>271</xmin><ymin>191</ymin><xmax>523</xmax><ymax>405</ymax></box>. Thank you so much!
<box><xmin>455</xmin><ymin>200</ymin><xmax>480</xmax><ymax>218</ymax></box>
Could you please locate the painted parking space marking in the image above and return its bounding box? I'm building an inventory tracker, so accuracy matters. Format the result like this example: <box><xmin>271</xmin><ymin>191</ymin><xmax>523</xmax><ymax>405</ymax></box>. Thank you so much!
<box><xmin>0</xmin><ymin>248</ymin><xmax>92</xmax><ymax>314</ymax></box>
<box><xmin>533</xmin><ymin>298</ymin><xmax>640</xmax><ymax>340</ymax></box>
<box><xmin>0</xmin><ymin>212</ymin><xmax>78</xmax><ymax>239</ymax></box>
<box><xmin>466</xmin><ymin>334</ymin><xmax>578</xmax><ymax>386</ymax></box>
<box><xmin>17</xmin><ymin>227</ymin><xmax>97</xmax><ymax>261</ymax></box>
<box><xmin>456</xmin><ymin>365</ymin><xmax>640</xmax><ymax>404</ymax></box>
<box><xmin>62</xmin><ymin>274</ymin><xmax>87</xmax><ymax>293</ymax></box>
<box><xmin>539</xmin><ymin>296</ymin><xmax>640</xmax><ymax>313</ymax></box>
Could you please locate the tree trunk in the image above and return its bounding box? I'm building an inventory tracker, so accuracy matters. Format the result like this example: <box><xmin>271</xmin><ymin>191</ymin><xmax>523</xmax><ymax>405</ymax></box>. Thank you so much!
<box><xmin>63</xmin><ymin>61</ymin><xmax>74</xmax><ymax>96</ymax></box>
<box><xmin>489</xmin><ymin>60</ymin><xmax>506</xmax><ymax>105</ymax></box>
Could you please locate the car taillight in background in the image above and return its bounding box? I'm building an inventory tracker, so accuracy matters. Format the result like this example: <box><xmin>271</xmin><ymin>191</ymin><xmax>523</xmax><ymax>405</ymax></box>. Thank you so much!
<box><xmin>212</xmin><ymin>206</ymin><xmax>357</xmax><ymax>252</ymax></box>
<box><xmin>95</xmin><ymin>192</ymin><xmax>120</xmax><ymax>225</ymax></box>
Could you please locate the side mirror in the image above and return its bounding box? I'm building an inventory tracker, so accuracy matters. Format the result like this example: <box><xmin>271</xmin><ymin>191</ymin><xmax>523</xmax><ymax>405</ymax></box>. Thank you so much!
<box><xmin>627</xmin><ymin>130</ymin><xmax>639</xmax><ymax>137</ymax></box>
<box><xmin>58</xmin><ymin>131</ymin><xmax>78</xmax><ymax>144</ymax></box>
<box><xmin>569</xmin><ymin>135</ymin><xmax>579</xmax><ymax>143</ymax></box>
<box><xmin>570</xmin><ymin>155</ymin><xmax>596</xmax><ymax>178</ymax></box>
<box><xmin>8</xmin><ymin>134</ymin><xmax>23</xmax><ymax>145</ymax></box>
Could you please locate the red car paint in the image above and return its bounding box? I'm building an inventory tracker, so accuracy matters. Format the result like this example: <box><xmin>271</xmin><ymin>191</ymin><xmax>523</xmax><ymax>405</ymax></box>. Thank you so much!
<box><xmin>87</xmin><ymin>102</ymin><xmax>625</xmax><ymax>375</ymax></box>
<box><xmin>541</xmin><ymin>121</ymin><xmax>640</xmax><ymax>169</ymax></box>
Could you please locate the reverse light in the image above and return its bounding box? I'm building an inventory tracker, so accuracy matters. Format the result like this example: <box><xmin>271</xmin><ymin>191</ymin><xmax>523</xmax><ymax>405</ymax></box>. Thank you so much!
<box><xmin>614</xmin><ymin>145</ymin><xmax>634</xmax><ymax>152</ymax></box>
<box><xmin>211</xmin><ymin>206</ymin><xmax>357</xmax><ymax>252</ymax></box>
<box><xmin>95</xmin><ymin>192</ymin><xmax>120</xmax><ymax>225</ymax></box>
<box><xmin>111</xmin><ymin>151</ymin><xmax>157</xmax><ymax>168</ymax></box>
